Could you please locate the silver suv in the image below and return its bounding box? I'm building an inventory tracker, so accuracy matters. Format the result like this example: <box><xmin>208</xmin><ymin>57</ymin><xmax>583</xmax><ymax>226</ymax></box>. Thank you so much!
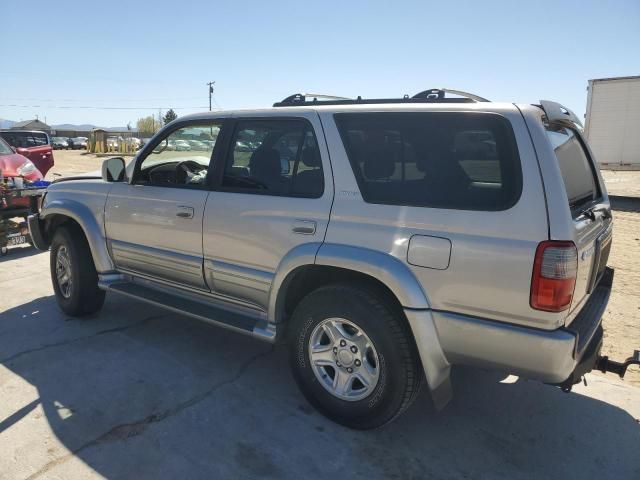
<box><xmin>29</xmin><ymin>89</ymin><xmax>632</xmax><ymax>429</ymax></box>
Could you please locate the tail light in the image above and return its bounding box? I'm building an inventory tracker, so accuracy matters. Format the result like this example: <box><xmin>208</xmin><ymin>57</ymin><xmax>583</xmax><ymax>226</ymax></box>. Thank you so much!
<box><xmin>530</xmin><ymin>241</ymin><xmax>577</xmax><ymax>312</ymax></box>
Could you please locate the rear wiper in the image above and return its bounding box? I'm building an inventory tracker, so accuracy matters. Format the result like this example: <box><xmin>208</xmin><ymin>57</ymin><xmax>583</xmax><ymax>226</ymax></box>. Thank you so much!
<box><xmin>579</xmin><ymin>203</ymin><xmax>611</xmax><ymax>221</ymax></box>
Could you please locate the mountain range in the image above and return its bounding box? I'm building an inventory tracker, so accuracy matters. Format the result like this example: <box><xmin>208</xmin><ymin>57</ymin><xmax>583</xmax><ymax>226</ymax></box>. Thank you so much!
<box><xmin>0</xmin><ymin>119</ymin><xmax>136</xmax><ymax>132</ymax></box>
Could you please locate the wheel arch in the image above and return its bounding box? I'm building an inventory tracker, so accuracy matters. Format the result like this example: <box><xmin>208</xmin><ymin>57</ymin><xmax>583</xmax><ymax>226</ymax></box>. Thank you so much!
<box><xmin>41</xmin><ymin>199</ymin><xmax>114</xmax><ymax>272</ymax></box>
<box><xmin>269</xmin><ymin>242</ymin><xmax>430</xmax><ymax>326</ymax></box>
<box><xmin>270</xmin><ymin>243</ymin><xmax>452</xmax><ymax>409</ymax></box>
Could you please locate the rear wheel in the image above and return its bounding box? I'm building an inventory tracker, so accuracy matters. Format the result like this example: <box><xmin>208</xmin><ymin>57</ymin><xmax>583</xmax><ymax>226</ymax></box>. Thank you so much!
<box><xmin>50</xmin><ymin>224</ymin><xmax>105</xmax><ymax>316</ymax></box>
<box><xmin>288</xmin><ymin>284</ymin><xmax>423</xmax><ymax>429</ymax></box>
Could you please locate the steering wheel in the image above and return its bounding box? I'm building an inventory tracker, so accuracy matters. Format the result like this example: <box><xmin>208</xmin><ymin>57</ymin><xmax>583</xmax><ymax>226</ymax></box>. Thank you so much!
<box><xmin>175</xmin><ymin>161</ymin><xmax>206</xmax><ymax>184</ymax></box>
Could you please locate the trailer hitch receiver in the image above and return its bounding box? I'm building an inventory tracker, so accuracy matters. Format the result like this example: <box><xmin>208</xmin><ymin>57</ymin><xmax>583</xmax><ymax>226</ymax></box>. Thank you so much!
<box><xmin>595</xmin><ymin>350</ymin><xmax>640</xmax><ymax>378</ymax></box>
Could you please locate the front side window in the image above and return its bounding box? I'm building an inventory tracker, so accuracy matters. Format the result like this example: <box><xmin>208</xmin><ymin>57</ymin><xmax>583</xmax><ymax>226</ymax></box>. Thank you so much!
<box><xmin>136</xmin><ymin>123</ymin><xmax>221</xmax><ymax>187</ymax></box>
<box><xmin>545</xmin><ymin>126</ymin><xmax>599</xmax><ymax>211</ymax></box>
<box><xmin>335</xmin><ymin>112</ymin><xmax>522</xmax><ymax>210</ymax></box>
<box><xmin>222</xmin><ymin>120</ymin><xmax>323</xmax><ymax>198</ymax></box>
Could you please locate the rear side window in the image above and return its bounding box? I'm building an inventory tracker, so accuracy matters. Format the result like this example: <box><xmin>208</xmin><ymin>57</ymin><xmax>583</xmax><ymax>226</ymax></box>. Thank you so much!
<box><xmin>222</xmin><ymin>120</ymin><xmax>323</xmax><ymax>198</ymax></box>
<box><xmin>545</xmin><ymin>127</ymin><xmax>600</xmax><ymax>210</ymax></box>
<box><xmin>334</xmin><ymin>112</ymin><xmax>522</xmax><ymax>211</ymax></box>
<box><xmin>0</xmin><ymin>131</ymin><xmax>49</xmax><ymax>148</ymax></box>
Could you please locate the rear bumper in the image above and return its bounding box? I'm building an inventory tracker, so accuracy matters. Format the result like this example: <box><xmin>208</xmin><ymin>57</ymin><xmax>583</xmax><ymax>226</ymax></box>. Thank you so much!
<box><xmin>428</xmin><ymin>268</ymin><xmax>613</xmax><ymax>384</ymax></box>
<box><xmin>27</xmin><ymin>213</ymin><xmax>49</xmax><ymax>250</ymax></box>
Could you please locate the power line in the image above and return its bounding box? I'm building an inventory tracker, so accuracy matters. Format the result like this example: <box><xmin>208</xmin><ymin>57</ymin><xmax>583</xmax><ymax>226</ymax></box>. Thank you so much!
<box><xmin>0</xmin><ymin>96</ymin><xmax>205</xmax><ymax>102</ymax></box>
<box><xmin>0</xmin><ymin>104</ymin><xmax>211</xmax><ymax>110</ymax></box>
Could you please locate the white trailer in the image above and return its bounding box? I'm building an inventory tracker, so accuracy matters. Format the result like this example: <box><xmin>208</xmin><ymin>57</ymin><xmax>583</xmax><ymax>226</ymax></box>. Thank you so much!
<box><xmin>584</xmin><ymin>76</ymin><xmax>640</xmax><ymax>170</ymax></box>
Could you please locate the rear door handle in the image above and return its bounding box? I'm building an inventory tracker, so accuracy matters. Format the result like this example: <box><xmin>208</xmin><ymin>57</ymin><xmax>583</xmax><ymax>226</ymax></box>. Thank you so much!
<box><xmin>292</xmin><ymin>220</ymin><xmax>316</xmax><ymax>235</ymax></box>
<box><xmin>176</xmin><ymin>205</ymin><xmax>194</xmax><ymax>219</ymax></box>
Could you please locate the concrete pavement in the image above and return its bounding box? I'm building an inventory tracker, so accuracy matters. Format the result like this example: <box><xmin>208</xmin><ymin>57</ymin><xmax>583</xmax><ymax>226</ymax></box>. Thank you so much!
<box><xmin>1</xmin><ymin>247</ymin><xmax>639</xmax><ymax>479</ymax></box>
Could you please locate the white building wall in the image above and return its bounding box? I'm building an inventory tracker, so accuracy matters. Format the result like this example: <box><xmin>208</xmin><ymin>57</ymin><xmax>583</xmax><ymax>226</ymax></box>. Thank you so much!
<box><xmin>585</xmin><ymin>77</ymin><xmax>640</xmax><ymax>170</ymax></box>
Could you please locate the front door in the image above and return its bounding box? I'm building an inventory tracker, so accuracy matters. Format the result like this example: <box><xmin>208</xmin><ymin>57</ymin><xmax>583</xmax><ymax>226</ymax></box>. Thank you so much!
<box><xmin>105</xmin><ymin>121</ymin><xmax>222</xmax><ymax>289</ymax></box>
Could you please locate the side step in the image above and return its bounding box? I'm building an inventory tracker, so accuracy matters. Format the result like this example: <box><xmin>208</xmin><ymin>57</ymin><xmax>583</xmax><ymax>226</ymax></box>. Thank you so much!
<box><xmin>103</xmin><ymin>280</ymin><xmax>275</xmax><ymax>341</ymax></box>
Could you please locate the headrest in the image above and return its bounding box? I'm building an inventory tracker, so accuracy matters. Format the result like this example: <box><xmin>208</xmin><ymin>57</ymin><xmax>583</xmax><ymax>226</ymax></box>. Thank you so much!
<box><xmin>363</xmin><ymin>150</ymin><xmax>395</xmax><ymax>180</ymax></box>
<box><xmin>249</xmin><ymin>148</ymin><xmax>281</xmax><ymax>179</ymax></box>
<box><xmin>301</xmin><ymin>147</ymin><xmax>321</xmax><ymax>167</ymax></box>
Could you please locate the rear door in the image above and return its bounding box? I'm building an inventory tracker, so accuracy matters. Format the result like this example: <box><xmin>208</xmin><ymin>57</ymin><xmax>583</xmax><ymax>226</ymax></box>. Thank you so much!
<box><xmin>202</xmin><ymin>115</ymin><xmax>333</xmax><ymax>311</ymax></box>
<box><xmin>545</xmin><ymin>125</ymin><xmax>612</xmax><ymax>315</ymax></box>
<box><xmin>0</xmin><ymin>131</ymin><xmax>54</xmax><ymax>176</ymax></box>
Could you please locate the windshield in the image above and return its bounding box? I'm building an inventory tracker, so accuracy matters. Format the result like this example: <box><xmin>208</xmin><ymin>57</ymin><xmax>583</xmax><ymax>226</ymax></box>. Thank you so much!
<box><xmin>0</xmin><ymin>137</ymin><xmax>13</xmax><ymax>155</ymax></box>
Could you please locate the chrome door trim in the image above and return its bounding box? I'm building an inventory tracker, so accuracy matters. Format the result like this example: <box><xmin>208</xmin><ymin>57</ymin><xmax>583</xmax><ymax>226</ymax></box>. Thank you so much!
<box><xmin>205</xmin><ymin>259</ymin><xmax>273</xmax><ymax>309</ymax></box>
<box><xmin>104</xmin><ymin>269</ymin><xmax>268</xmax><ymax>317</ymax></box>
<box><xmin>110</xmin><ymin>239</ymin><xmax>206</xmax><ymax>288</ymax></box>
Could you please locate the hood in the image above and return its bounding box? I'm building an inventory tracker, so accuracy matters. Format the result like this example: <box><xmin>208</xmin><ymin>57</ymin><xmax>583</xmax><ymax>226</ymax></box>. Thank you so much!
<box><xmin>51</xmin><ymin>169</ymin><xmax>101</xmax><ymax>183</ymax></box>
<box><xmin>0</xmin><ymin>153</ymin><xmax>43</xmax><ymax>181</ymax></box>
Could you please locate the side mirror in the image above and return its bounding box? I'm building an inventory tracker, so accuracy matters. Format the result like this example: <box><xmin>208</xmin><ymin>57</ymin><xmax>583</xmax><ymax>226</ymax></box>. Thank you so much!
<box><xmin>102</xmin><ymin>157</ymin><xmax>126</xmax><ymax>182</ymax></box>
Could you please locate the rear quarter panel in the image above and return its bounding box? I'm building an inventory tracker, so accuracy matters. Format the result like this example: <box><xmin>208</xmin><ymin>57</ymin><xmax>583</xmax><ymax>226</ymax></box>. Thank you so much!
<box><xmin>319</xmin><ymin>104</ymin><xmax>561</xmax><ymax>329</ymax></box>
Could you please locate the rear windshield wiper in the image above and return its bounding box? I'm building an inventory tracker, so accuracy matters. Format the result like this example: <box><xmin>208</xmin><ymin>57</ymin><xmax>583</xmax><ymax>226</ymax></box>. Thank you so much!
<box><xmin>579</xmin><ymin>203</ymin><xmax>611</xmax><ymax>221</ymax></box>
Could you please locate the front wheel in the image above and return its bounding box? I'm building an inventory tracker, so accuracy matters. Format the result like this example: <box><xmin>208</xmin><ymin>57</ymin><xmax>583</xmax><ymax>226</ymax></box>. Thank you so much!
<box><xmin>50</xmin><ymin>224</ymin><xmax>105</xmax><ymax>316</ymax></box>
<box><xmin>288</xmin><ymin>284</ymin><xmax>423</xmax><ymax>429</ymax></box>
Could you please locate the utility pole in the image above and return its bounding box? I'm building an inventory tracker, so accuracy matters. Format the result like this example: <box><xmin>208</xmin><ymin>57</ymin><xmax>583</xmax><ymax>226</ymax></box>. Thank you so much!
<box><xmin>207</xmin><ymin>81</ymin><xmax>215</xmax><ymax>111</ymax></box>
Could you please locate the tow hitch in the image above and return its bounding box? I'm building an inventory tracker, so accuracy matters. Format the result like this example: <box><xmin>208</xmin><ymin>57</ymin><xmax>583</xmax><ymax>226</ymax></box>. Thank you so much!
<box><xmin>595</xmin><ymin>350</ymin><xmax>640</xmax><ymax>378</ymax></box>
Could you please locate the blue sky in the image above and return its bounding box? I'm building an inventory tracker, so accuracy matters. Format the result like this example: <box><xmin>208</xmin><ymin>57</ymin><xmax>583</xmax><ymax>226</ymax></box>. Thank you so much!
<box><xmin>1</xmin><ymin>0</ymin><xmax>638</xmax><ymax>126</ymax></box>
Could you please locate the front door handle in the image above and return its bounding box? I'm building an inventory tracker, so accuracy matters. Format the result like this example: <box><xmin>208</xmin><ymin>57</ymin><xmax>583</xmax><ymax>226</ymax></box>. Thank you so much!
<box><xmin>176</xmin><ymin>205</ymin><xmax>194</xmax><ymax>219</ymax></box>
<box><xmin>292</xmin><ymin>219</ymin><xmax>316</xmax><ymax>235</ymax></box>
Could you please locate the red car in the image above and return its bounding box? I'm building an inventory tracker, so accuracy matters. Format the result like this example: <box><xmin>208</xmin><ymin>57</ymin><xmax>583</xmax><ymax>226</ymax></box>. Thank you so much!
<box><xmin>0</xmin><ymin>136</ymin><xmax>43</xmax><ymax>214</ymax></box>
<box><xmin>0</xmin><ymin>130</ymin><xmax>54</xmax><ymax>177</ymax></box>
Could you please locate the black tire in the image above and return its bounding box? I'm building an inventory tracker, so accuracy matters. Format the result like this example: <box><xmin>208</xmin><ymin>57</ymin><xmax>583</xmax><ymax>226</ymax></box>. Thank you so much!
<box><xmin>50</xmin><ymin>224</ymin><xmax>105</xmax><ymax>316</ymax></box>
<box><xmin>288</xmin><ymin>284</ymin><xmax>423</xmax><ymax>429</ymax></box>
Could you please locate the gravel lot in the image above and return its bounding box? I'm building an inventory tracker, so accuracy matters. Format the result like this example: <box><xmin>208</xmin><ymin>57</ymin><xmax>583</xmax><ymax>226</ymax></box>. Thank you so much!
<box><xmin>601</xmin><ymin>170</ymin><xmax>640</xmax><ymax>198</ymax></box>
<box><xmin>0</xmin><ymin>150</ymin><xmax>638</xmax><ymax>479</ymax></box>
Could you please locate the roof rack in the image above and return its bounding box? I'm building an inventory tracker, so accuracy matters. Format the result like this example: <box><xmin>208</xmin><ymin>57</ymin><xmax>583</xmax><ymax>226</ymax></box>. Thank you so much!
<box><xmin>273</xmin><ymin>88</ymin><xmax>490</xmax><ymax>107</ymax></box>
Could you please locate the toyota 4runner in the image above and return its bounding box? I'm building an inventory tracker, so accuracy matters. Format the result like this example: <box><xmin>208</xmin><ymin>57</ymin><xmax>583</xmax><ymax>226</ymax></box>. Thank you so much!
<box><xmin>29</xmin><ymin>89</ymin><xmax>639</xmax><ymax>429</ymax></box>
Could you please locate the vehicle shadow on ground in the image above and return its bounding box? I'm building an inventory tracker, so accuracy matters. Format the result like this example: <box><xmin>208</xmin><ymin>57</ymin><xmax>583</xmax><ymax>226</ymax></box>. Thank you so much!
<box><xmin>0</xmin><ymin>245</ymin><xmax>41</xmax><ymax>262</ymax></box>
<box><xmin>1</xmin><ymin>295</ymin><xmax>639</xmax><ymax>480</ymax></box>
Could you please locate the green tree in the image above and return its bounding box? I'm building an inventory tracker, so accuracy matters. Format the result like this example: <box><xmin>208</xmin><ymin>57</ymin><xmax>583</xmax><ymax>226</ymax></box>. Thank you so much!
<box><xmin>136</xmin><ymin>116</ymin><xmax>160</xmax><ymax>135</ymax></box>
<box><xmin>163</xmin><ymin>109</ymin><xmax>178</xmax><ymax>125</ymax></box>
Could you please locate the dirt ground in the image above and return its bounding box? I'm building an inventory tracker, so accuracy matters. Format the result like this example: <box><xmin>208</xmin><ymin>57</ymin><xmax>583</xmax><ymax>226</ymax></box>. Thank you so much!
<box><xmin>44</xmin><ymin>150</ymin><xmax>640</xmax><ymax>385</ymax></box>
<box><xmin>601</xmin><ymin>170</ymin><xmax>640</xmax><ymax>197</ymax></box>
<box><xmin>45</xmin><ymin>149</ymin><xmax>119</xmax><ymax>180</ymax></box>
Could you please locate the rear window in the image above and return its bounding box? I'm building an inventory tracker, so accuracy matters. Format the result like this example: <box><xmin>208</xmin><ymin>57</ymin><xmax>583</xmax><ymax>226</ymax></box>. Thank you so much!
<box><xmin>0</xmin><ymin>131</ymin><xmax>49</xmax><ymax>148</ymax></box>
<box><xmin>334</xmin><ymin>112</ymin><xmax>522</xmax><ymax>211</ymax></box>
<box><xmin>545</xmin><ymin>127</ymin><xmax>600</xmax><ymax>210</ymax></box>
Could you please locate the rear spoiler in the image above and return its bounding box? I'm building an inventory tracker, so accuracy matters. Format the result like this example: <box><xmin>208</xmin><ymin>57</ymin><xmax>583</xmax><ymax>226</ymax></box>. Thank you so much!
<box><xmin>539</xmin><ymin>100</ymin><xmax>584</xmax><ymax>129</ymax></box>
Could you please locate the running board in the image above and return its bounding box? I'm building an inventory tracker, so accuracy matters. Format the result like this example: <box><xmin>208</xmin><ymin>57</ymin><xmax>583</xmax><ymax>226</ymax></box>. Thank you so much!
<box><xmin>101</xmin><ymin>279</ymin><xmax>276</xmax><ymax>342</ymax></box>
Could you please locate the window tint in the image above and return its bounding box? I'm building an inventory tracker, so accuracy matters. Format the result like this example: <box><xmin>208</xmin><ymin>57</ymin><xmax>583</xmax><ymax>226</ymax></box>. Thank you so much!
<box><xmin>335</xmin><ymin>112</ymin><xmax>522</xmax><ymax>210</ymax></box>
<box><xmin>0</xmin><ymin>131</ymin><xmax>49</xmax><ymax>148</ymax></box>
<box><xmin>136</xmin><ymin>124</ymin><xmax>220</xmax><ymax>187</ymax></box>
<box><xmin>222</xmin><ymin>120</ymin><xmax>323</xmax><ymax>198</ymax></box>
<box><xmin>545</xmin><ymin>127</ymin><xmax>599</xmax><ymax>210</ymax></box>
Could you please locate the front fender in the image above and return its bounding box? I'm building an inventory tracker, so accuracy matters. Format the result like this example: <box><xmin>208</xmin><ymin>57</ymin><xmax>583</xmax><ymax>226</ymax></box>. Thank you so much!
<box><xmin>42</xmin><ymin>197</ymin><xmax>114</xmax><ymax>272</ymax></box>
